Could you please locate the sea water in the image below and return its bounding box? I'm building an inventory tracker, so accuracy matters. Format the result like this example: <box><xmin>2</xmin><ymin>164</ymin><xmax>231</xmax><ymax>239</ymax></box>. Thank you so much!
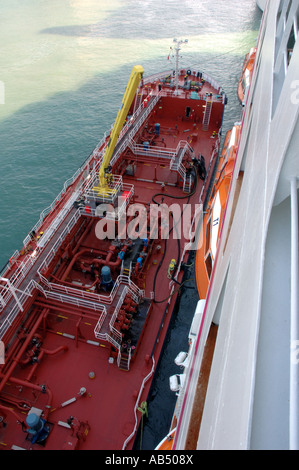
<box><xmin>0</xmin><ymin>0</ymin><xmax>262</xmax><ymax>448</ymax></box>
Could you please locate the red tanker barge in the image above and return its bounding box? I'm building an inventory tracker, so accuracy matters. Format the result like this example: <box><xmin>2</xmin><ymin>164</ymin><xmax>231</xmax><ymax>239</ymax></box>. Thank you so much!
<box><xmin>0</xmin><ymin>48</ymin><xmax>226</xmax><ymax>450</ymax></box>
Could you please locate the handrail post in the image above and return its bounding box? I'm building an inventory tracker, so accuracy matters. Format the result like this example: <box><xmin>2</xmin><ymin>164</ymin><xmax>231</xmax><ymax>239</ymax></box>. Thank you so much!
<box><xmin>290</xmin><ymin>177</ymin><xmax>299</xmax><ymax>450</ymax></box>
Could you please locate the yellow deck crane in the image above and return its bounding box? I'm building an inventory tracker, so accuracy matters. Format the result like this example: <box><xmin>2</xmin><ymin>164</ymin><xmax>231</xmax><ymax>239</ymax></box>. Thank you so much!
<box><xmin>93</xmin><ymin>65</ymin><xmax>144</xmax><ymax>196</ymax></box>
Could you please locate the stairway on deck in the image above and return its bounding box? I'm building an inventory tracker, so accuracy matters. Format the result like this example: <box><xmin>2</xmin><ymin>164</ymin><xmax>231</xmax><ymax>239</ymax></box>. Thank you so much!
<box><xmin>202</xmin><ymin>99</ymin><xmax>213</xmax><ymax>131</ymax></box>
<box><xmin>112</xmin><ymin>95</ymin><xmax>159</xmax><ymax>160</ymax></box>
<box><xmin>170</xmin><ymin>147</ymin><xmax>184</xmax><ymax>171</ymax></box>
<box><xmin>0</xmin><ymin>207</ymin><xmax>78</xmax><ymax>336</ymax></box>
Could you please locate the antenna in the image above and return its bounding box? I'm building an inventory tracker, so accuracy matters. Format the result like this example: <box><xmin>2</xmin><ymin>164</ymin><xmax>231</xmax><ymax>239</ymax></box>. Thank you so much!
<box><xmin>173</xmin><ymin>38</ymin><xmax>188</xmax><ymax>95</ymax></box>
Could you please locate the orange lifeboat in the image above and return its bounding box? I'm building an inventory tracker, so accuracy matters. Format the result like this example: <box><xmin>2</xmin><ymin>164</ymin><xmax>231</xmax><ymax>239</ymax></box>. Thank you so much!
<box><xmin>155</xmin><ymin>427</ymin><xmax>176</xmax><ymax>450</ymax></box>
<box><xmin>238</xmin><ymin>47</ymin><xmax>256</xmax><ymax>106</ymax></box>
<box><xmin>195</xmin><ymin>124</ymin><xmax>241</xmax><ymax>299</ymax></box>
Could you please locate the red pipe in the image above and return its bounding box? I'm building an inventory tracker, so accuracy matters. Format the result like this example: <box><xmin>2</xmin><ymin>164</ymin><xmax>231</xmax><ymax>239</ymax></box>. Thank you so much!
<box><xmin>0</xmin><ymin>404</ymin><xmax>24</xmax><ymax>424</ymax></box>
<box><xmin>60</xmin><ymin>249</ymin><xmax>90</xmax><ymax>281</ymax></box>
<box><xmin>0</xmin><ymin>308</ymin><xmax>49</xmax><ymax>397</ymax></box>
<box><xmin>41</xmin><ymin>345</ymin><xmax>68</xmax><ymax>356</ymax></box>
<box><xmin>0</xmin><ymin>394</ymin><xmax>32</xmax><ymax>412</ymax></box>
<box><xmin>50</xmin><ymin>271</ymin><xmax>100</xmax><ymax>291</ymax></box>
<box><xmin>25</xmin><ymin>346</ymin><xmax>68</xmax><ymax>382</ymax></box>
<box><xmin>25</xmin><ymin>350</ymin><xmax>45</xmax><ymax>382</ymax></box>
<box><xmin>0</xmin><ymin>374</ymin><xmax>53</xmax><ymax>420</ymax></box>
<box><xmin>1</xmin><ymin>308</ymin><xmax>41</xmax><ymax>373</ymax></box>
<box><xmin>61</xmin><ymin>246</ymin><xmax>112</xmax><ymax>281</ymax></box>
<box><xmin>9</xmin><ymin>376</ymin><xmax>53</xmax><ymax>420</ymax></box>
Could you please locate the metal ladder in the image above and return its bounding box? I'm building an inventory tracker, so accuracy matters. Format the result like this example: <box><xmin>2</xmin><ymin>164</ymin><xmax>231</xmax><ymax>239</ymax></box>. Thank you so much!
<box><xmin>118</xmin><ymin>348</ymin><xmax>132</xmax><ymax>371</ymax></box>
<box><xmin>121</xmin><ymin>261</ymin><xmax>132</xmax><ymax>279</ymax></box>
<box><xmin>202</xmin><ymin>99</ymin><xmax>213</xmax><ymax>130</ymax></box>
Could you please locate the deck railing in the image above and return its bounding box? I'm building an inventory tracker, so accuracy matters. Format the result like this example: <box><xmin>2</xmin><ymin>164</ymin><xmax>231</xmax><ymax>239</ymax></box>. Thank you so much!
<box><xmin>109</xmin><ymin>286</ymin><xmax>128</xmax><ymax>342</ymax></box>
<box><xmin>131</xmin><ymin>142</ymin><xmax>175</xmax><ymax>160</ymax></box>
<box><xmin>144</xmin><ymin>69</ymin><xmax>224</xmax><ymax>97</ymax></box>
<box><xmin>39</xmin><ymin>272</ymin><xmax>144</xmax><ymax>307</ymax></box>
<box><xmin>0</xmin><ymin>280</ymin><xmax>36</xmax><ymax>340</ymax></box>
<box><xmin>0</xmin><ymin>252</ymin><xmax>39</xmax><ymax>312</ymax></box>
<box><xmin>122</xmin><ymin>355</ymin><xmax>156</xmax><ymax>449</ymax></box>
<box><xmin>39</xmin><ymin>284</ymin><xmax>108</xmax><ymax>316</ymax></box>
<box><xmin>85</xmin><ymin>174</ymin><xmax>125</xmax><ymax>205</ymax></box>
<box><xmin>37</xmin><ymin>208</ymin><xmax>83</xmax><ymax>276</ymax></box>
<box><xmin>110</xmin><ymin>91</ymin><xmax>162</xmax><ymax>168</ymax></box>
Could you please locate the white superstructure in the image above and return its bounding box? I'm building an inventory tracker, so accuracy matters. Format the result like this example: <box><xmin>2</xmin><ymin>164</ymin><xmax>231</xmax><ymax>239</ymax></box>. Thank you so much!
<box><xmin>173</xmin><ymin>0</ymin><xmax>299</xmax><ymax>450</ymax></box>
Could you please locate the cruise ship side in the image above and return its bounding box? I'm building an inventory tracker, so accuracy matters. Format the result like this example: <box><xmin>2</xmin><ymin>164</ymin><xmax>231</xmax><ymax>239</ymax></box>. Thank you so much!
<box><xmin>169</xmin><ymin>0</ymin><xmax>299</xmax><ymax>450</ymax></box>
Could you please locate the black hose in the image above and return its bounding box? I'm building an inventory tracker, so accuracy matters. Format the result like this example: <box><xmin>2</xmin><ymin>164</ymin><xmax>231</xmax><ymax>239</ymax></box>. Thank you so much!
<box><xmin>152</xmin><ymin>167</ymin><xmax>198</xmax><ymax>303</ymax></box>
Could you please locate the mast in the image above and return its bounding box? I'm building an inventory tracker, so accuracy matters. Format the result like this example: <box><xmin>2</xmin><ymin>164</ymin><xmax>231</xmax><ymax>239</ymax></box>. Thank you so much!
<box><xmin>173</xmin><ymin>38</ymin><xmax>188</xmax><ymax>95</ymax></box>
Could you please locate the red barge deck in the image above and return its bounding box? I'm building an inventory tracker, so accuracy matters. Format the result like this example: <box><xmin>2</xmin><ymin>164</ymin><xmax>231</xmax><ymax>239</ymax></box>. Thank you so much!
<box><xmin>0</xmin><ymin>61</ymin><xmax>226</xmax><ymax>450</ymax></box>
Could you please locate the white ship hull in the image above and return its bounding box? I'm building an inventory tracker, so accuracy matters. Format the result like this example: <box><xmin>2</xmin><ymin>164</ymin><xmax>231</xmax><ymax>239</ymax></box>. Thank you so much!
<box><xmin>172</xmin><ymin>0</ymin><xmax>299</xmax><ymax>450</ymax></box>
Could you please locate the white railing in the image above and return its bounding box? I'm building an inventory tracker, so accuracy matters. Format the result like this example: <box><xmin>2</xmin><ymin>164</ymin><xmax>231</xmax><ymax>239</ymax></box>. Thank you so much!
<box><xmin>81</xmin><ymin>183</ymin><xmax>134</xmax><ymax>221</ymax></box>
<box><xmin>94</xmin><ymin>321</ymin><xmax>122</xmax><ymax>350</ymax></box>
<box><xmin>109</xmin><ymin>285</ymin><xmax>128</xmax><ymax>341</ymax></box>
<box><xmin>40</xmin><ymin>278</ymin><xmax>110</xmax><ymax>305</ymax></box>
<box><xmin>84</xmin><ymin>174</ymin><xmax>134</xmax><ymax>214</ymax></box>
<box><xmin>41</xmin><ymin>287</ymin><xmax>108</xmax><ymax>315</ymax></box>
<box><xmin>39</xmin><ymin>276</ymin><xmax>143</xmax><ymax>351</ymax></box>
<box><xmin>201</xmin><ymin>71</ymin><xmax>223</xmax><ymax>94</ymax></box>
<box><xmin>131</xmin><ymin>142</ymin><xmax>175</xmax><ymax>160</ymax></box>
<box><xmin>122</xmin><ymin>355</ymin><xmax>156</xmax><ymax>449</ymax></box>
<box><xmin>143</xmin><ymin>71</ymin><xmax>173</xmax><ymax>85</ymax></box>
<box><xmin>36</xmin><ymin>191</ymin><xmax>80</xmax><ymax>250</ymax></box>
<box><xmin>110</xmin><ymin>91</ymin><xmax>162</xmax><ymax>168</ymax></box>
<box><xmin>85</xmin><ymin>174</ymin><xmax>125</xmax><ymax>205</ymax></box>
<box><xmin>0</xmin><ymin>280</ymin><xmax>36</xmax><ymax>341</ymax></box>
<box><xmin>2</xmin><ymin>88</ymin><xmax>160</xmax><ymax>286</ymax></box>
<box><xmin>39</xmin><ymin>273</ymin><xmax>144</xmax><ymax>308</ymax></box>
<box><xmin>144</xmin><ymin>69</ymin><xmax>223</xmax><ymax>95</ymax></box>
<box><xmin>21</xmin><ymin>135</ymin><xmax>106</xmax><ymax>249</ymax></box>
<box><xmin>0</xmin><ymin>252</ymin><xmax>39</xmax><ymax>311</ymax></box>
<box><xmin>93</xmin><ymin>286</ymin><xmax>129</xmax><ymax>349</ymax></box>
<box><xmin>118</xmin><ymin>274</ymin><xmax>144</xmax><ymax>302</ymax></box>
<box><xmin>0</xmin><ymin>226</ymin><xmax>98</xmax><ymax>332</ymax></box>
<box><xmin>37</xmin><ymin>208</ymin><xmax>82</xmax><ymax>274</ymax></box>
<box><xmin>117</xmin><ymin>344</ymin><xmax>132</xmax><ymax>369</ymax></box>
<box><xmin>89</xmin><ymin>91</ymin><xmax>162</xmax><ymax>182</ymax></box>
<box><xmin>183</xmin><ymin>172</ymin><xmax>192</xmax><ymax>193</ymax></box>
<box><xmin>170</xmin><ymin>140</ymin><xmax>193</xmax><ymax>170</ymax></box>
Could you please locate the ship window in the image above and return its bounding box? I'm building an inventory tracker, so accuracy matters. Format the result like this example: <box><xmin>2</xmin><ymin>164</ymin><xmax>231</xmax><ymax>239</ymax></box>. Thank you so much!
<box><xmin>205</xmin><ymin>252</ymin><xmax>213</xmax><ymax>280</ymax></box>
<box><xmin>205</xmin><ymin>218</ymin><xmax>211</xmax><ymax>255</ymax></box>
